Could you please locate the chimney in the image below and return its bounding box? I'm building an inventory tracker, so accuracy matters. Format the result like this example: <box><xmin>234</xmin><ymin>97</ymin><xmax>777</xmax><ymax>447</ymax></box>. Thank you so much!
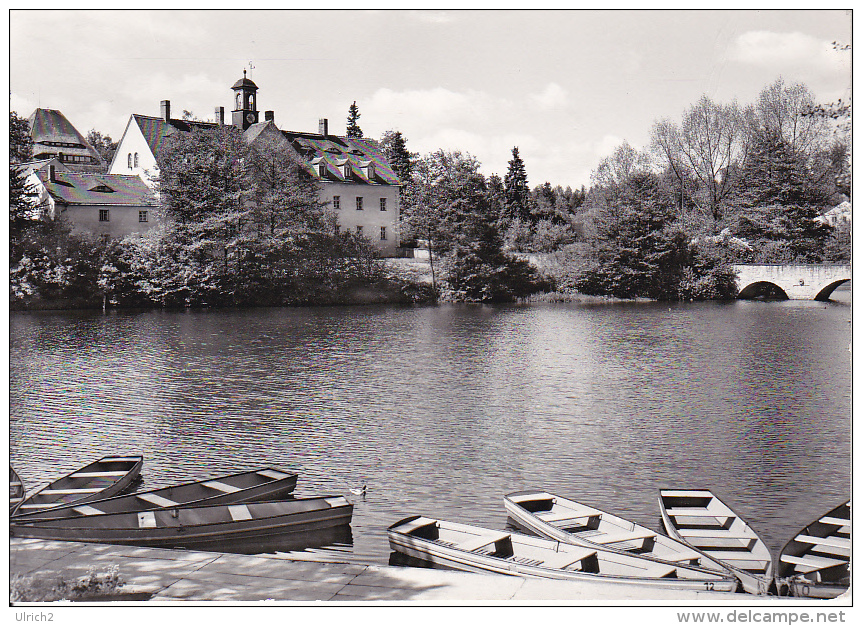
<box><xmin>265</xmin><ymin>110</ymin><xmax>274</xmax><ymax>122</ymax></box>
<box><xmin>319</xmin><ymin>118</ymin><xmax>328</xmax><ymax>137</ymax></box>
<box><xmin>47</xmin><ymin>163</ymin><xmax>55</xmax><ymax>183</ymax></box>
<box><xmin>215</xmin><ymin>106</ymin><xmax>224</xmax><ymax>125</ymax></box>
<box><xmin>161</xmin><ymin>100</ymin><xmax>171</xmax><ymax>122</ymax></box>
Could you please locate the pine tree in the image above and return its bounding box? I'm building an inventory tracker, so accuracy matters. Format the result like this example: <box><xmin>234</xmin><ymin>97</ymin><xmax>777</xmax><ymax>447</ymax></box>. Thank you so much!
<box><xmin>10</xmin><ymin>111</ymin><xmax>33</xmax><ymax>164</ymax></box>
<box><xmin>346</xmin><ymin>101</ymin><xmax>363</xmax><ymax>138</ymax></box>
<box><xmin>380</xmin><ymin>130</ymin><xmax>414</xmax><ymax>182</ymax></box>
<box><xmin>503</xmin><ymin>147</ymin><xmax>531</xmax><ymax>223</ymax></box>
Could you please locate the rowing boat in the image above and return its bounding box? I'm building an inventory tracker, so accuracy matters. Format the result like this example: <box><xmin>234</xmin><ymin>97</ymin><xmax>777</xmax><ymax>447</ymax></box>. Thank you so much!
<box><xmin>388</xmin><ymin>515</ymin><xmax>739</xmax><ymax>592</ymax></box>
<box><xmin>10</xmin><ymin>466</ymin><xmax>25</xmax><ymax>512</ymax></box>
<box><xmin>659</xmin><ymin>489</ymin><xmax>773</xmax><ymax>595</ymax></box>
<box><xmin>13</xmin><ymin>456</ymin><xmax>143</xmax><ymax>515</ymax></box>
<box><xmin>776</xmin><ymin>500</ymin><xmax>850</xmax><ymax>598</ymax></box>
<box><xmin>11</xmin><ymin>467</ymin><xmax>298</xmax><ymax>522</ymax></box>
<box><xmin>10</xmin><ymin>496</ymin><xmax>353</xmax><ymax>554</ymax></box>
<box><xmin>504</xmin><ymin>490</ymin><xmax>735</xmax><ymax>578</ymax></box>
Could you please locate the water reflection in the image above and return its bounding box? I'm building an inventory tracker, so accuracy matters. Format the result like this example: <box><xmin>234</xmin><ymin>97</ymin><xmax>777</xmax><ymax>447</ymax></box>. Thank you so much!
<box><xmin>10</xmin><ymin>290</ymin><xmax>851</xmax><ymax>564</ymax></box>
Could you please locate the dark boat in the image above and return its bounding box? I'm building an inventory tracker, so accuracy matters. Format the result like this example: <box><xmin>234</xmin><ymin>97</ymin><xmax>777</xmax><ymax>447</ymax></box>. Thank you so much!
<box><xmin>388</xmin><ymin>515</ymin><xmax>739</xmax><ymax>592</ymax></box>
<box><xmin>13</xmin><ymin>456</ymin><xmax>143</xmax><ymax>515</ymax></box>
<box><xmin>11</xmin><ymin>496</ymin><xmax>353</xmax><ymax>554</ymax></box>
<box><xmin>777</xmin><ymin>500</ymin><xmax>850</xmax><ymax>598</ymax></box>
<box><xmin>659</xmin><ymin>489</ymin><xmax>773</xmax><ymax>595</ymax></box>
<box><xmin>10</xmin><ymin>466</ymin><xmax>25</xmax><ymax>512</ymax></box>
<box><xmin>11</xmin><ymin>467</ymin><xmax>298</xmax><ymax>522</ymax></box>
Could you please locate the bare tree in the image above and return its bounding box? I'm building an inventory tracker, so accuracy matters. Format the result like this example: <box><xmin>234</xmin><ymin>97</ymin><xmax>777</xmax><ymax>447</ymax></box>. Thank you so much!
<box><xmin>756</xmin><ymin>78</ymin><xmax>828</xmax><ymax>154</ymax></box>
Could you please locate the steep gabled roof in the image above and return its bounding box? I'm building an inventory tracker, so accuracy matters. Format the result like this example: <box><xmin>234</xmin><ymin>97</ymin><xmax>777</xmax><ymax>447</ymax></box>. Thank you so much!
<box><xmin>37</xmin><ymin>171</ymin><xmax>157</xmax><ymax>206</ymax></box>
<box><xmin>28</xmin><ymin>108</ymin><xmax>105</xmax><ymax>164</ymax></box>
<box><xmin>132</xmin><ymin>115</ymin><xmax>220</xmax><ymax>161</ymax></box>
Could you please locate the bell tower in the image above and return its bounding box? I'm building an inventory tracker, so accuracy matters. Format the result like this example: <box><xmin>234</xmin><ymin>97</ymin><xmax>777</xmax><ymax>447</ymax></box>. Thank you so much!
<box><xmin>231</xmin><ymin>70</ymin><xmax>259</xmax><ymax>130</ymax></box>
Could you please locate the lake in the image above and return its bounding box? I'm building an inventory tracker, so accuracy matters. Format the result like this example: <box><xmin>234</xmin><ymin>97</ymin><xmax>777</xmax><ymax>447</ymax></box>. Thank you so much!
<box><xmin>9</xmin><ymin>289</ymin><xmax>851</xmax><ymax>564</ymax></box>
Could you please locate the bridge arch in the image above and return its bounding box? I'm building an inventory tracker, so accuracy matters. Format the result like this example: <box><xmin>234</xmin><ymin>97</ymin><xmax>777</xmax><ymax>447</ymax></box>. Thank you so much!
<box><xmin>733</xmin><ymin>264</ymin><xmax>851</xmax><ymax>301</ymax></box>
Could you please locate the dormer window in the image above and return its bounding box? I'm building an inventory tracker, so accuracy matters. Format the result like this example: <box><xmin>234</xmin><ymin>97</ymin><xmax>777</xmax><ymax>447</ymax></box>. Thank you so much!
<box><xmin>318</xmin><ymin>163</ymin><xmax>327</xmax><ymax>177</ymax></box>
<box><xmin>365</xmin><ymin>164</ymin><xmax>375</xmax><ymax>180</ymax></box>
<box><xmin>89</xmin><ymin>184</ymin><xmax>114</xmax><ymax>193</ymax></box>
<box><xmin>343</xmin><ymin>164</ymin><xmax>351</xmax><ymax>179</ymax></box>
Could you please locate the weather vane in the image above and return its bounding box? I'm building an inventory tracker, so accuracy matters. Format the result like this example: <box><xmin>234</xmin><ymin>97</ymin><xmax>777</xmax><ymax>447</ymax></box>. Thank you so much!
<box><xmin>248</xmin><ymin>61</ymin><xmax>255</xmax><ymax>79</ymax></box>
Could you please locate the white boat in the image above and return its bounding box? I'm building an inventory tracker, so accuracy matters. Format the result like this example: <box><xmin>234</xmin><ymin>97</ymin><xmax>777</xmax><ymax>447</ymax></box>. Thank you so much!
<box><xmin>505</xmin><ymin>490</ymin><xmax>736</xmax><ymax>577</ymax></box>
<box><xmin>777</xmin><ymin>500</ymin><xmax>850</xmax><ymax>598</ymax></box>
<box><xmin>659</xmin><ymin>489</ymin><xmax>774</xmax><ymax>595</ymax></box>
<box><xmin>388</xmin><ymin>515</ymin><xmax>739</xmax><ymax>592</ymax></box>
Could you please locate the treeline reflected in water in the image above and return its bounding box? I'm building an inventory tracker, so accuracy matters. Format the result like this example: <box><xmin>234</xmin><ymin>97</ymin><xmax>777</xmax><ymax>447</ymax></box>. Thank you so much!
<box><xmin>10</xmin><ymin>291</ymin><xmax>851</xmax><ymax>563</ymax></box>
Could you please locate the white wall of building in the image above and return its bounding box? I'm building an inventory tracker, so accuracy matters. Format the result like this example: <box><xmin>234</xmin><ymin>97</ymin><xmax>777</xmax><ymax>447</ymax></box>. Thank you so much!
<box><xmin>320</xmin><ymin>182</ymin><xmax>401</xmax><ymax>256</ymax></box>
<box><xmin>109</xmin><ymin>117</ymin><xmax>160</xmax><ymax>188</ymax></box>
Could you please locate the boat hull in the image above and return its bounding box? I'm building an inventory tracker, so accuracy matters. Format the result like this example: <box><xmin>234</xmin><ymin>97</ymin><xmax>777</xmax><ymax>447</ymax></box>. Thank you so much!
<box><xmin>659</xmin><ymin>489</ymin><xmax>774</xmax><ymax>595</ymax></box>
<box><xmin>11</xmin><ymin>498</ymin><xmax>353</xmax><ymax>555</ymax></box>
<box><xmin>388</xmin><ymin>517</ymin><xmax>738</xmax><ymax>593</ymax></box>
<box><xmin>14</xmin><ymin>456</ymin><xmax>143</xmax><ymax>515</ymax></box>
<box><xmin>504</xmin><ymin>491</ymin><xmax>735</xmax><ymax>579</ymax></box>
<box><xmin>10</xmin><ymin>467</ymin><xmax>25</xmax><ymax>513</ymax></box>
<box><xmin>11</xmin><ymin>468</ymin><xmax>298</xmax><ymax>522</ymax></box>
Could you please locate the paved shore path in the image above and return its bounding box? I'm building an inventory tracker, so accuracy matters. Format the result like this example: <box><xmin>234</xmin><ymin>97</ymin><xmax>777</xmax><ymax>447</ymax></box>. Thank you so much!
<box><xmin>10</xmin><ymin>538</ymin><xmax>813</xmax><ymax>603</ymax></box>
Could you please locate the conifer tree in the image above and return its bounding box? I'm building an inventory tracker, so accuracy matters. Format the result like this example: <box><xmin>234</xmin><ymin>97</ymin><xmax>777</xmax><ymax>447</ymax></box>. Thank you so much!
<box><xmin>503</xmin><ymin>147</ymin><xmax>532</xmax><ymax>223</ymax></box>
<box><xmin>346</xmin><ymin>101</ymin><xmax>363</xmax><ymax>138</ymax></box>
<box><xmin>380</xmin><ymin>130</ymin><xmax>414</xmax><ymax>182</ymax></box>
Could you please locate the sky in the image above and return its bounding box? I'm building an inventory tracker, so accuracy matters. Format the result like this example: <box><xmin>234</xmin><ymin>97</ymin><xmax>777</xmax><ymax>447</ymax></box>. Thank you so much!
<box><xmin>8</xmin><ymin>9</ymin><xmax>852</xmax><ymax>189</ymax></box>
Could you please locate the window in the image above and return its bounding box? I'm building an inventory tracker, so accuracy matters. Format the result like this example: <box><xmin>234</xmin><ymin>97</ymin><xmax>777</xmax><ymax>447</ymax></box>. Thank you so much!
<box><xmin>318</xmin><ymin>163</ymin><xmax>327</xmax><ymax>177</ymax></box>
<box><xmin>343</xmin><ymin>164</ymin><xmax>351</xmax><ymax>179</ymax></box>
<box><xmin>127</xmin><ymin>153</ymin><xmax>132</xmax><ymax>168</ymax></box>
<box><xmin>356</xmin><ymin>225</ymin><xmax>363</xmax><ymax>235</ymax></box>
<box><xmin>99</xmin><ymin>209</ymin><xmax>110</xmax><ymax>222</ymax></box>
<box><xmin>134</xmin><ymin>152</ymin><xmax>139</xmax><ymax>167</ymax></box>
<box><xmin>356</xmin><ymin>196</ymin><xmax>363</xmax><ymax>211</ymax></box>
<box><xmin>380</xmin><ymin>198</ymin><xmax>387</xmax><ymax>211</ymax></box>
<box><xmin>139</xmin><ymin>211</ymin><xmax>148</xmax><ymax>223</ymax></box>
<box><xmin>380</xmin><ymin>226</ymin><xmax>387</xmax><ymax>240</ymax></box>
<box><xmin>332</xmin><ymin>195</ymin><xmax>341</xmax><ymax>209</ymax></box>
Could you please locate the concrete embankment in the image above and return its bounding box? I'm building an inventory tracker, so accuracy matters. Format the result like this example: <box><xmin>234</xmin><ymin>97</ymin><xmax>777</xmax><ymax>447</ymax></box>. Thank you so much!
<box><xmin>9</xmin><ymin>538</ymin><xmax>825</xmax><ymax>603</ymax></box>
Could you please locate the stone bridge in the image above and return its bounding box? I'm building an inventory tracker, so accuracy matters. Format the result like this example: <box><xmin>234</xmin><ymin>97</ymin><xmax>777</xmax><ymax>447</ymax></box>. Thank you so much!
<box><xmin>732</xmin><ymin>264</ymin><xmax>852</xmax><ymax>300</ymax></box>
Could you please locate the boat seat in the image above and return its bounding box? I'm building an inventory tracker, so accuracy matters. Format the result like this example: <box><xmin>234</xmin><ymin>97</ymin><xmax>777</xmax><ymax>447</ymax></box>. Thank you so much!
<box><xmin>794</xmin><ymin>534</ymin><xmax>851</xmax><ymax>552</ymax></box>
<box><xmin>780</xmin><ymin>553</ymin><xmax>847</xmax><ymax>573</ymax></box>
<box><xmin>818</xmin><ymin>516</ymin><xmax>850</xmax><ymax>527</ymax></box>
<box><xmin>203</xmin><ymin>480</ymin><xmax>242</xmax><ymax>493</ymax></box>
<box><xmin>677</xmin><ymin>528</ymin><xmax>752</xmax><ymax>538</ymax></box>
<box><xmin>70</xmin><ymin>471</ymin><xmax>130</xmax><ymax>478</ymax></box>
<box><xmin>642</xmin><ymin>563</ymin><xmax>679</xmax><ymax>578</ymax></box>
<box><xmin>540</xmin><ymin>548</ymin><xmax>597</xmax><ymax>570</ymax></box>
<box><xmin>72</xmin><ymin>504</ymin><xmax>104</xmax><ymax>515</ymax></box>
<box><xmin>137</xmin><ymin>493</ymin><xmax>179</xmax><ymax>507</ymax></box>
<box><xmin>537</xmin><ymin>510</ymin><xmax>602</xmax><ymax>528</ymax></box>
<box><xmin>706</xmin><ymin>555</ymin><xmax>771</xmax><ymax>573</ymax></box>
<box><xmin>39</xmin><ymin>488</ymin><xmax>104</xmax><ymax>495</ymax></box>
<box><xmin>663</xmin><ymin>549</ymin><xmax>704</xmax><ymax>564</ymax></box>
<box><xmin>257</xmin><ymin>469</ymin><xmax>289</xmax><ymax>479</ymax></box>
<box><xmin>666</xmin><ymin>507</ymin><xmax>731</xmax><ymax>518</ymax></box>
<box><xmin>590</xmin><ymin>529</ymin><xmax>656</xmax><ymax>546</ymax></box>
<box><xmin>18</xmin><ymin>503</ymin><xmax>68</xmax><ymax>509</ymax></box>
<box><xmin>662</xmin><ymin>490</ymin><xmax>713</xmax><ymax>498</ymax></box>
<box><xmin>455</xmin><ymin>531</ymin><xmax>512</xmax><ymax>553</ymax></box>
<box><xmin>228</xmin><ymin>504</ymin><xmax>253</xmax><ymax>521</ymax></box>
<box><xmin>397</xmin><ymin>518</ymin><xmax>438</xmax><ymax>535</ymax></box>
<box><xmin>682</xmin><ymin>536</ymin><xmax>756</xmax><ymax>550</ymax></box>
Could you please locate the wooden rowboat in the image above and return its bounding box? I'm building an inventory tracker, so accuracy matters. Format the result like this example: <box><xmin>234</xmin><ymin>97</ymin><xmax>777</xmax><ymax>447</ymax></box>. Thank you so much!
<box><xmin>10</xmin><ymin>496</ymin><xmax>353</xmax><ymax>554</ymax></box>
<box><xmin>659</xmin><ymin>489</ymin><xmax>774</xmax><ymax>595</ymax></box>
<box><xmin>776</xmin><ymin>500</ymin><xmax>850</xmax><ymax>598</ymax></box>
<box><xmin>10</xmin><ymin>466</ymin><xmax>25</xmax><ymax>512</ymax></box>
<box><xmin>10</xmin><ymin>467</ymin><xmax>298</xmax><ymax>522</ymax></box>
<box><xmin>505</xmin><ymin>490</ymin><xmax>736</xmax><ymax>578</ymax></box>
<box><xmin>14</xmin><ymin>456</ymin><xmax>143</xmax><ymax>515</ymax></box>
<box><xmin>388</xmin><ymin>515</ymin><xmax>739</xmax><ymax>592</ymax></box>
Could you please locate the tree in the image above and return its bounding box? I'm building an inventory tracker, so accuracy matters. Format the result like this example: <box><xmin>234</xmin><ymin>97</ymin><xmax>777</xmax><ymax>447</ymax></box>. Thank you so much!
<box><xmin>86</xmin><ymin>130</ymin><xmax>118</xmax><ymax>167</ymax></box>
<box><xmin>503</xmin><ymin>147</ymin><xmax>531</xmax><ymax>223</ymax></box>
<box><xmin>380</xmin><ymin>130</ymin><xmax>414</xmax><ymax>182</ymax></box>
<box><xmin>346</xmin><ymin>101</ymin><xmax>363</xmax><ymax>138</ymax></box>
<box><xmin>575</xmin><ymin>173</ymin><xmax>734</xmax><ymax>300</ymax></box>
<box><xmin>756</xmin><ymin>78</ymin><xmax>828</xmax><ymax>155</ymax></box>
<box><xmin>591</xmin><ymin>141</ymin><xmax>651</xmax><ymax>196</ymax></box>
<box><xmin>10</xmin><ymin>111</ymin><xmax>33</xmax><ymax>164</ymax></box>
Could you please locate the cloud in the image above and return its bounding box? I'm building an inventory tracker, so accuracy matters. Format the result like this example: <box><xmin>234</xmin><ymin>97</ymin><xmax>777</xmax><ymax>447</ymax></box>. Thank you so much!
<box><xmin>529</xmin><ymin>83</ymin><xmax>569</xmax><ymax>110</ymax></box>
<box><xmin>729</xmin><ymin>31</ymin><xmax>848</xmax><ymax>75</ymax></box>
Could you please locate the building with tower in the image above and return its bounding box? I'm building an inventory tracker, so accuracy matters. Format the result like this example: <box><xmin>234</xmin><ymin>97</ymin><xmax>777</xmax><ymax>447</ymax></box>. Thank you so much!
<box><xmin>28</xmin><ymin>108</ymin><xmax>106</xmax><ymax>173</ymax></box>
<box><xmin>109</xmin><ymin>71</ymin><xmax>402</xmax><ymax>255</ymax></box>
